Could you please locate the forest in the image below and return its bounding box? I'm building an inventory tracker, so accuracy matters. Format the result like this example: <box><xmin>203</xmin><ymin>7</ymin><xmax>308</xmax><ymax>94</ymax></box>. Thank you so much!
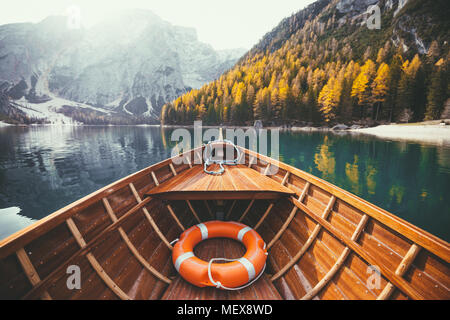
<box><xmin>161</xmin><ymin>1</ymin><xmax>449</xmax><ymax>126</ymax></box>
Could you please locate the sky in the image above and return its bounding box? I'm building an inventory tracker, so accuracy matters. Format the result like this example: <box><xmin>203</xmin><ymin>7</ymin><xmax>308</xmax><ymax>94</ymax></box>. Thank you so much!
<box><xmin>0</xmin><ymin>0</ymin><xmax>316</xmax><ymax>50</ymax></box>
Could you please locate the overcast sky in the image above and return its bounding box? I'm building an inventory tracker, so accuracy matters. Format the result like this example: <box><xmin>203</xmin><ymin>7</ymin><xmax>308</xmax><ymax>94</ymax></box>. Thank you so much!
<box><xmin>0</xmin><ymin>0</ymin><xmax>316</xmax><ymax>50</ymax></box>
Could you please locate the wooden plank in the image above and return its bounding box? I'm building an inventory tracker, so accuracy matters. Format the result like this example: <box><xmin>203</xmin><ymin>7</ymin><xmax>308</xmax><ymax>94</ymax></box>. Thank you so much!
<box><xmin>150</xmin><ymin>171</ymin><xmax>159</xmax><ymax>186</ymax></box>
<box><xmin>204</xmin><ymin>200</ymin><xmax>214</xmax><ymax>219</ymax></box>
<box><xmin>170</xmin><ymin>164</ymin><xmax>201</xmax><ymax>225</ymax></box>
<box><xmin>166</xmin><ymin>204</ymin><xmax>185</xmax><ymax>231</ymax></box>
<box><xmin>185</xmin><ymin>155</ymin><xmax>192</xmax><ymax>168</ymax></box>
<box><xmin>289</xmin><ymin>197</ymin><xmax>425</xmax><ymax>300</ymax></box>
<box><xmin>21</xmin><ymin>196</ymin><xmax>154</xmax><ymax>300</ymax></box>
<box><xmin>0</xmin><ymin>146</ymin><xmax>201</xmax><ymax>259</ymax></box>
<box><xmin>254</xmin><ymin>203</ymin><xmax>275</xmax><ymax>230</ymax></box>
<box><xmin>267</xmin><ymin>183</ymin><xmax>310</xmax><ymax>250</ymax></box>
<box><xmin>377</xmin><ymin>244</ymin><xmax>421</xmax><ymax>300</ymax></box>
<box><xmin>65</xmin><ymin>217</ymin><xmax>131</xmax><ymax>300</ymax></box>
<box><xmin>271</xmin><ymin>196</ymin><xmax>335</xmax><ymax>281</ymax></box>
<box><xmin>129</xmin><ymin>183</ymin><xmax>173</xmax><ymax>250</ymax></box>
<box><xmin>15</xmin><ymin>248</ymin><xmax>52</xmax><ymax>300</ymax></box>
<box><xmin>66</xmin><ymin>218</ymin><xmax>87</xmax><ymax>248</ymax></box>
<box><xmin>225</xmin><ymin>200</ymin><xmax>237</xmax><ymax>220</ymax></box>
<box><xmin>243</xmin><ymin>147</ymin><xmax>450</xmax><ymax>264</ymax></box>
<box><xmin>281</xmin><ymin>171</ymin><xmax>290</xmax><ymax>186</ymax></box>
<box><xmin>301</xmin><ymin>214</ymin><xmax>369</xmax><ymax>300</ymax></box>
<box><xmin>238</xmin><ymin>199</ymin><xmax>255</xmax><ymax>222</ymax></box>
<box><xmin>150</xmin><ymin>171</ymin><xmax>185</xmax><ymax>231</ymax></box>
<box><xmin>267</xmin><ymin>206</ymin><xmax>298</xmax><ymax>249</ymax></box>
<box><xmin>102</xmin><ymin>198</ymin><xmax>172</xmax><ymax>284</ymax></box>
<box><xmin>265</xmin><ymin>172</ymin><xmax>297</xmax><ymax>249</ymax></box>
<box><xmin>151</xmin><ymin>191</ymin><xmax>289</xmax><ymax>201</ymax></box>
<box><xmin>85</xmin><ymin>252</ymin><xmax>130</xmax><ymax>300</ymax></box>
<box><xmin>186</xmin><ymin>200</ymin><xmax>202</xmax><ymax>224</ymax></box>
<box><xmin>169</xmin><ymin>163</ymin><xmax>177</xmax><ymax>176</ymax></box>
<box><xmin>298</xmin><ymin>182</ymin><xmax>311</xmax><ymax>202</ymax></box>
<box><xmin>301</xmin><ymin>247</ymin><xmax>351</xmax><ymax>300</ymax></box>
<box><xmin>146</xmin><ymin>165</ymin><xmax>295</xmax><ymax>201</ymax></box>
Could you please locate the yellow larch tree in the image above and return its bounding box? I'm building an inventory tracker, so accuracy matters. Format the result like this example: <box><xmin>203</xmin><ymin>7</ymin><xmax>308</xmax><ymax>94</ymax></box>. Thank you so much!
<box><xmin>371</xmin><ymin>63</ymin><xmax>390</xmax><ymax>119</ymax></box>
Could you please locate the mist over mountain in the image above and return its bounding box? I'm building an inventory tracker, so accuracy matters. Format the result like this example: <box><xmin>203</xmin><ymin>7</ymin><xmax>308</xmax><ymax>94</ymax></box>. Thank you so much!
<box><xmin>0</xmin><ymin>9</ymin><xmax>245</xmax><ymax>124</ymax></box>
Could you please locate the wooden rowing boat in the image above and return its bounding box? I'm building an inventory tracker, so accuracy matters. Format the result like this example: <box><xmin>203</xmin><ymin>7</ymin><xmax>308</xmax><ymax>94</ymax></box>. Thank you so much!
<box><xmin>0</xmin><ymin>143</ymin><xmax>449</xmax><ymax>300</ymax></box>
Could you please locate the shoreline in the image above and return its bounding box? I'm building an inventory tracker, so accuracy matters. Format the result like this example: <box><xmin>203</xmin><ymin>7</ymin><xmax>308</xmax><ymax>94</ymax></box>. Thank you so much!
<box><xmin>349</xmin><ymin>123</ymin><xmax>450</xmax><ymax>145</ymax></box>
<box><xmin>2</xmin><ymin>121</ymin><xmax>450</xmax><ymax>145</ymax></box>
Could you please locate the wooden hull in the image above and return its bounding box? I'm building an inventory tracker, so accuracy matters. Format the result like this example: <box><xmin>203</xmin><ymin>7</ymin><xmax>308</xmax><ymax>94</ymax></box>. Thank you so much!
<box><xmin>0</xmin><ymin>146</ymin><xmax>449</xmax><ymax>300</ymax></box>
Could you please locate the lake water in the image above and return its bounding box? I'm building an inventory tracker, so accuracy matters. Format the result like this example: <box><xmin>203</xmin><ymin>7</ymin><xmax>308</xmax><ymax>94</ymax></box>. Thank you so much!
<box><xmin>0</xmin><ymin>125</ymin><xmax>449</xmax><ymax>242</ymax></box>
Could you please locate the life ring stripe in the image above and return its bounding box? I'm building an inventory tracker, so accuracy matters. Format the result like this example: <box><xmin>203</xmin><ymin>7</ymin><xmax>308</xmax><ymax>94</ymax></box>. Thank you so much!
<box><xmin>175</xmin><ymin>251</ymin><xmax>194</xmax><ymax>272</ymax></box>
<box><xmin>197</xmin><ymin>223</ymin><xmax>208</xmax><ymax>240</ymax></box>
<box><xmin>237</xmin><ymin>226</ymin><xmax>252</xmax><ymax>241</ymax></box>
<box><xmin>172</xmin><ymin>221</ymin><xmax>267</xmax><ymax>289</ymax></box>
<box><xmin>237</xmin><ymin>257</ymin><xmax>256</xmax><ymax>281</ymax></box>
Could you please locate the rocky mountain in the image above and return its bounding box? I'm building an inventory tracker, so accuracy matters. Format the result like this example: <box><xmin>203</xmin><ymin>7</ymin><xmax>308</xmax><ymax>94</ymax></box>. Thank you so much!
<box><xmin>0</xmin><ymin>10</ymin><xmax>245</xmax><ymax>124</ymax></box>
<box><xmin>163</xmin><ymin>0</ymin><xmax>449</xmax><ymax>125</ymax></box>
<box><xmin>243</xmin><ymin>0</ymin><xmax>448</xmax><ymax>59</ymax></box>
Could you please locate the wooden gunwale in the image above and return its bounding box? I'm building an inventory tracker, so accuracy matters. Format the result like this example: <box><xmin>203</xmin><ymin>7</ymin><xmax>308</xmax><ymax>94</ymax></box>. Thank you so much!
<box><xmin>241</xmin><ymin>147</ymin><xmax>450</xmax><ymax>264</ymax></box>
<box><xmin>0</xmin><ymin>147</ymin><xmax>203</xmax><ymax>259</ymax></box>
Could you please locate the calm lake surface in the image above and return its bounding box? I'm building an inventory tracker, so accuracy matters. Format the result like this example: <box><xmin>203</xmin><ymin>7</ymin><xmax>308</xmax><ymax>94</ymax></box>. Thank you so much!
<box><xmin>0</xmin><ymin>125</ymin><xmax>449</xmax><ymax>241</ymax></box>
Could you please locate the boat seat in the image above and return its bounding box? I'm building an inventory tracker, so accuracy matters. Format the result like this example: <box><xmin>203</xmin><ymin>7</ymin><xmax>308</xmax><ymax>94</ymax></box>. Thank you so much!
<box><xmin>146</xmin><ymin>164</ymin><xmax>295</xmax><ymax>201</ymax></box>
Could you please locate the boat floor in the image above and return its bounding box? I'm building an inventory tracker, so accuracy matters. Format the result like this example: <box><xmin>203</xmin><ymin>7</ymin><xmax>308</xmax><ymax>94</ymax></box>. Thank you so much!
<box><xmin>147</xmin><ymin>164</ymin><xmax>295</xmax><ymax>200</ymax></box>
<box><xmin>161</xmin><ymin>238</ymin><xmax>282</xmax><ymax>300</ymax></box>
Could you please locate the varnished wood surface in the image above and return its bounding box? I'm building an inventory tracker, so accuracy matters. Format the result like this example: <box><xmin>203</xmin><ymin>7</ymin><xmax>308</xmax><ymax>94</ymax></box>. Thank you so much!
<box><xmin>0</xmin><ymin>144</ymin><xmax>449</xmax><ymax>300</ymax></box>
<box><xmin>146</xmin><ymin>164</ymin><xmax>295</xmax><ymax>200</ymax></box>
<box><xmin>161</xmin><ymin>238</ymin><xmax>282</xmax><ymax>300</ymax></box>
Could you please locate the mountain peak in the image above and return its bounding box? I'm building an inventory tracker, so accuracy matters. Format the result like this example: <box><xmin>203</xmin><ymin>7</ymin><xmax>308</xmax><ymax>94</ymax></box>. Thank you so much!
<box><xmin>0</xmin><ymin>10</ymin><xmax>245</xmax><ymax>124</ymax></box>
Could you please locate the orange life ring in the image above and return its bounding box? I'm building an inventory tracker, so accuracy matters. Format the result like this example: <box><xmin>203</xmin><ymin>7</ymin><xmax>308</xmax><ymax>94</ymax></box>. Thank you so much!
<box><xmin>172</xmin><ymin>221</ymin><xmax>267</xmax><ymax>289</ymax></box>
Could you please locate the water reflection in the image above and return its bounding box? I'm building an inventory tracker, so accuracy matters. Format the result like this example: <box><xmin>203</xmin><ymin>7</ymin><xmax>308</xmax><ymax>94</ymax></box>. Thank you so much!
<box><xmin>0</xmin><ymin>126</ymin><xmax>449</xmax><ymax>242</ymax></box>
<box><xmin>279</xmin><ymin>131</ymin><xmax>450</xmax><ymax>241</ymax></box>
<box><xmin>0</xmin><ymin>126</ymin><xmax>172</xmax><ymax>236</ymax></box>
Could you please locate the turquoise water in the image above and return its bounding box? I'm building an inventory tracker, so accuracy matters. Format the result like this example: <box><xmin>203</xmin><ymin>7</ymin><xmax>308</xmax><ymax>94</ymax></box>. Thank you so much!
<box><xmin>0</xmin><ymin>126</ymin><xmax>449</xmax><ymax>241</ymax></box>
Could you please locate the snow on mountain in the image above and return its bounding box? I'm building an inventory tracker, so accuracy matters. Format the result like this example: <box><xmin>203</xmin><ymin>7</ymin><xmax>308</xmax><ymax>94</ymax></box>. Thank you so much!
<box><xmin>0</xmin><ymin>10</ymin><xmax>245</xmax><ymax>123</ymax></box>
<box><xmin>11</xmin><ymin>94</ymin><xmax>112</xmax><ymax>125</ymax></box>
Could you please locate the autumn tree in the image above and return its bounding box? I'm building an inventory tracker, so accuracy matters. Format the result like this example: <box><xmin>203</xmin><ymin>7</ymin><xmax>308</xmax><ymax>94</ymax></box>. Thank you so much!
<box><xmin>371</xmin><ymin>63</ymin><xmax>390</xmax><ymax>120</ymax></box>
<box><xmin>318</xmin><ymin>76</ymin><xmax>342</xmax><ymax>122</ymax></box>
<box><xmin>396</xmin><ymin>55</ymin><xmax>425</xmax><ymax>121</ymax></box>
<box><xmin>351</xmin><ymin>59</ymin><xmax>376</xmax><ymax>117</ymax></box>
<box><xmin>425</xmin><ymin>60</ymin><xmax>448</xmax><ymax>120</ymax></box>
